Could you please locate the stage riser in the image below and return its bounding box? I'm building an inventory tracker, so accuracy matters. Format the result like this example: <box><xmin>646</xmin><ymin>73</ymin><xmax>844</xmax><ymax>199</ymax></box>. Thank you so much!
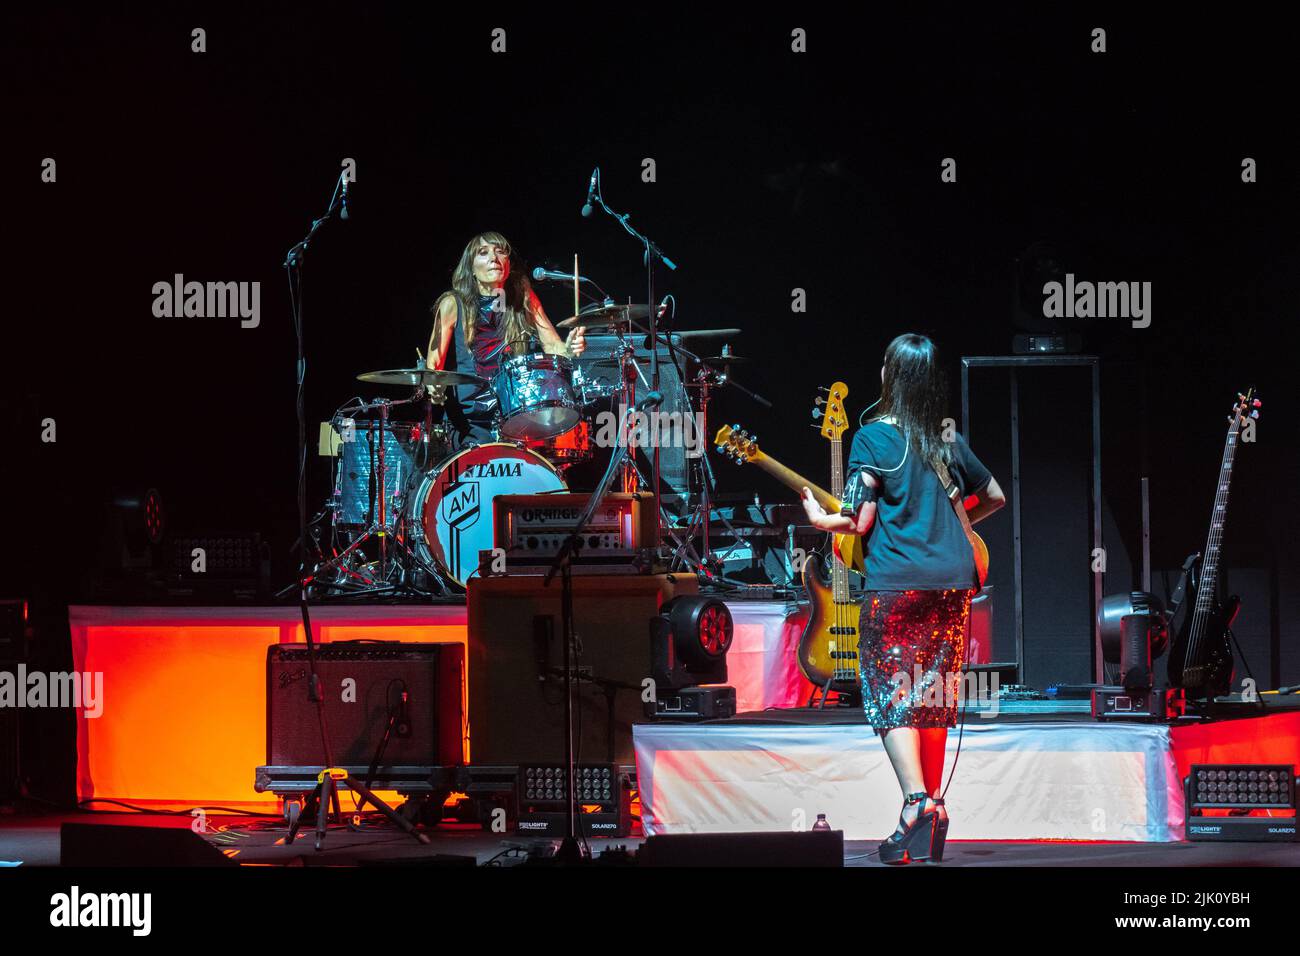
<box><xmin>635</xmin><ymin>721</ymin><xmax>1201</xmax><ymax>843</ymax></box>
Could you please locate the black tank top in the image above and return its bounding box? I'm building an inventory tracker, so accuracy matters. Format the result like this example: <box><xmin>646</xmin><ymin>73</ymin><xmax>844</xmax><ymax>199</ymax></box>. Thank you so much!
<box><xmin>449</xmin><ymin>294</ymin><xmax>509</xmax><ymax>412</ymax></box>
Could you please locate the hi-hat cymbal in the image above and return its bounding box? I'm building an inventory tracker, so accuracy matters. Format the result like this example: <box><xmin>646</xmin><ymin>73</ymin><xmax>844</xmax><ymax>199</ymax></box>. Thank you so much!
<box><xmin>357</xmin><ymin>367</ymin><xmax>486</xmax><ymax>388</ymax></box>
<box><xmin>704</xmin><ymin>343</ymin><xmax>746</xmax><ymax>365</ymax></box>
<box><xmin>556</xmin><ymin>304</ymin><xmax>652</xmax><ymax>329</ymax></box>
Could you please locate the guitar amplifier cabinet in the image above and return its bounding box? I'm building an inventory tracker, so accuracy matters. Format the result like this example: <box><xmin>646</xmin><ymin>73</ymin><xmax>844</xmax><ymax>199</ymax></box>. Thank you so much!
<box><xmin>465</xmin><ymin>573</ymin><xmax>697</xmax><ymax>765</ymax></box>
<box><xmin>266</xmin><ymin>643</ymin><xmax>464</xmax><ymax>767</ymax></box>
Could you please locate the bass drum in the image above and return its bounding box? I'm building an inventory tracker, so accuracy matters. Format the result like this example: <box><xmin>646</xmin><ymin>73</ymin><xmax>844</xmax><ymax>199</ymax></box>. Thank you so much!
<box><xmin>410</xmin><ymin>443</ymin><xmax>566</xmax><ymax>586</ymax></box>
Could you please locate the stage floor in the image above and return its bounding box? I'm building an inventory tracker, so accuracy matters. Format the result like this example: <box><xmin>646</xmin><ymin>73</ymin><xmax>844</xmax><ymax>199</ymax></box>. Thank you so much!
<box><xmin>2</xmin><ymin>811</ymin><xmax>1298</xmax><ymax>867</ymax></box>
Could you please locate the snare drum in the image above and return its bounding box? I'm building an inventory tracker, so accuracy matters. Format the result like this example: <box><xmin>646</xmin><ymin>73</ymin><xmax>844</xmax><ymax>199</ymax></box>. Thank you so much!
<box><xmin>409</xmin><ymin>443</ymin><xmax>566</xmax><ymax>586</ymax></box>
<box><xmin>523</xmin><ymin>420</ymin><xmax>592</xmax><ymax>468</ymax></box>
<box><xmin>491</xmin><ymin>352</ymin><xmax>581</xmax><ymax>441</ymax></box>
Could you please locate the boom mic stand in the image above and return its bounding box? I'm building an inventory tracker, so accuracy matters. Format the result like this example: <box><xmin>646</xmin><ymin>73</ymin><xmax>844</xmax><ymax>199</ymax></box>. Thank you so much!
<box><xmin>584</xmin><ymin>167</ymin><xmax>677</xmax><ymax>537</ymax></box>
<box><xmin>541</xmin><ymin>392</ymin><xmax>661</xmax><ymax>863</ymax></box>
<box><xmin>282</xmin><ymin>169</ymin><xmax>428</xmax><ymax>851</ymax></box>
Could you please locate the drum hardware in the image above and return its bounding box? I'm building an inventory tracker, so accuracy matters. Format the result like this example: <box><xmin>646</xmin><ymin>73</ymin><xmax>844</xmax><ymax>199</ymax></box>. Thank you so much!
<box><xmin>665</xmin><ymin>364</ymin><xmax>775</xmax><ymax>584</ymax></box>
<box><xmin>665</xmin><ymin>365</ymin><xmax>726</xmax><ymax>574</ymax></box>
<box><xmin>305</xmin><ymin>395</ymin><xmax>451</xmax><ymax>598</ymax></box>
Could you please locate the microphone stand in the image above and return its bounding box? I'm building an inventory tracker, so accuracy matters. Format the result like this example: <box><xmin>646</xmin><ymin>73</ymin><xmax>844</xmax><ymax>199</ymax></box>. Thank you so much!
<box><xmin>541</xmin><ymin>394</ymin><xmax>660</xmax><ymax>863</ymax></box>
<box><xmin>281</xmin><ymin>169</ymin><xmax>427</xmax><ymax>850</ymax></box>
<box><xmin>585</xmin><ymin>169</ymin><xmax>678</xmax><ymax>536</ymax></box>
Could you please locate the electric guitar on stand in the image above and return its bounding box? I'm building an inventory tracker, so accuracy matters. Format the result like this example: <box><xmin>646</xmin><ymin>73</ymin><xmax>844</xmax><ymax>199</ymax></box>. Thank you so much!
<box><xmin>1167</xmin><ymin>389</ymin><xmax>1260</xmax><ymax>699</ymax></box>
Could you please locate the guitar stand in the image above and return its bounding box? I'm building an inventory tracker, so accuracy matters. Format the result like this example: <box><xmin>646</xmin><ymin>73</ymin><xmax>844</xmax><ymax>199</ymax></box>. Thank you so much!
<box><xmin>807</xmin><ymin>683</ymin><xmax>861</xmax><ymax>710</ymax></box>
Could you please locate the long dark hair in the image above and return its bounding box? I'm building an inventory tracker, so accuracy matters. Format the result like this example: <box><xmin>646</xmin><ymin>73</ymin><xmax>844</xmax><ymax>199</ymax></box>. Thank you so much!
<box><xmin>874</xmin><ymin>333</ymin><xmax>952</xmax><ymax>467</ymax></box>
<box><xmin>433</xmin><ymin>231</ymin><xmax>536</xmax><ymax>356</ymax></box>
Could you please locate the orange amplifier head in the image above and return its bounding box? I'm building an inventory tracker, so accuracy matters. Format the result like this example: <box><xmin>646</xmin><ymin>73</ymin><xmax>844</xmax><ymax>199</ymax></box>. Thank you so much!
<box><xmin>492</xmin><ymin>492</ymin><xmax>659</xmax><ymax>561</ymax></box>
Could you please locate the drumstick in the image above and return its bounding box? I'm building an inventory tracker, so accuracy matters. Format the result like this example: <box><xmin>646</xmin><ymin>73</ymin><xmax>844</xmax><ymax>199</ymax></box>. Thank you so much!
<box><xmin>573</xmin><ymin>254</ymin><xmax>579</xmax><ymax>332</ymax></box>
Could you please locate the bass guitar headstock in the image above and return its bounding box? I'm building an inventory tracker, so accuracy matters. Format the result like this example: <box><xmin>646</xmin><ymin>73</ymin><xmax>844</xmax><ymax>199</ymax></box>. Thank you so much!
<box><xmin>714</xmin><ymin>423</ymin><xmax>760</xmax><ymax>464</ymax></box>
<box><xmin>1229</xmin><ymin>388</ymin><xmax>1261</xmax><ymax>431</ymax></box>
<box><xmin>813</xmin><ymin>381</ymin><xmax>849</xmax><ymax>442</ymax></box>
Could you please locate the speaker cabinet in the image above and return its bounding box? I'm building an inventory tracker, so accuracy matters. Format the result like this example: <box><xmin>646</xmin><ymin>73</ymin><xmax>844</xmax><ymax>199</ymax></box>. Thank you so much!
<box><xmin>466</xmin><ymin>573</ymin><xmax>697</xmax><ymax>765</ymax></box>
<box><xmin>266</xmin><ymin>643</ymin><xmax>464</xmax><ymax>767</ymax></box>
<box><xmin>61</xmin><ymin>823</ymin><xmax>236</xmax><ymax>866</ymax></box>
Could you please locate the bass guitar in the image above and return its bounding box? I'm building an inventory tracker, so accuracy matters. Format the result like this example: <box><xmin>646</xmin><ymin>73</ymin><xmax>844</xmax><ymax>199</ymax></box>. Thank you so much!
<box><xmin>1167</xmin><ymin>388</ymin><xmax>1260</xmax><ymax>697</ymax></box>
<box><xmin>796</xmin><ymin>383</ymin><xmax>863</xmax><ymax>693</ymax></box>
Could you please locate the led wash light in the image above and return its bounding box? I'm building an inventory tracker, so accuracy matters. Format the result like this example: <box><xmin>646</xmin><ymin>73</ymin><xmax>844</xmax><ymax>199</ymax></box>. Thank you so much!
<box><xmin>1184</xmin><ymin>764</ymin><xmax>1298</xmax><ymax>842</ymax></box>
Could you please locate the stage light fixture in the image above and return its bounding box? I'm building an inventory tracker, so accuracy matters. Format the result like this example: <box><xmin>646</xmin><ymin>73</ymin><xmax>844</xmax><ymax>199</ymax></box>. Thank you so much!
<box><xmin>651</xmin><ymin>595</ymin><xmax>733</xmax><ymax>686</ymax></box>
<box><xmin>1097</xmin><ymin>590</ymin><xmax>1168</xmax><ymax>690</ymax></box>
<box><xmin>1185</xmin><ymin>764</ymin><xmax>1298</xmax><ymax>842</ymax></box>
<box><xmin>647</xmin><ymin>595</ymin><xmax>736</xmax><ymax>720</ymax></box>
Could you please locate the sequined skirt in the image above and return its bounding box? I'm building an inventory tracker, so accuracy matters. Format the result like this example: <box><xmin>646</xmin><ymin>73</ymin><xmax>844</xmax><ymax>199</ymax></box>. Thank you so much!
<box><xmin>859</xmin><ymin>588</ymin><xmax>974</xmax><ymax>736</ymax></box>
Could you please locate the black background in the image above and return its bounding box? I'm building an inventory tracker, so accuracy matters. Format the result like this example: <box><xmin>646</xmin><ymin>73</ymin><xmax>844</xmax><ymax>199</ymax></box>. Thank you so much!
<box><xmin>3</xmin><ymin>7</ymin><xmax>1298</xmax><ymax>688</ymax></box>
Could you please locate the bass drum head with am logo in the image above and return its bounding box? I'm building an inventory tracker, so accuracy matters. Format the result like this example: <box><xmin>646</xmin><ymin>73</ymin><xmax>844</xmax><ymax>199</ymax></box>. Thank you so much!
<box><xmin>412</xmin><ymin>443</ymin><xmax>565</xmax><ymax>586</ymax></box>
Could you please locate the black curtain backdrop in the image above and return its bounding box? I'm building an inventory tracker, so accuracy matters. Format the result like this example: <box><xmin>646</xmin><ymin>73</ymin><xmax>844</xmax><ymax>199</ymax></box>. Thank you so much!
<box><xmin>4</xmin><ymin>7</ymin><xmax>1298</xmax><ymax>683</ymax></box>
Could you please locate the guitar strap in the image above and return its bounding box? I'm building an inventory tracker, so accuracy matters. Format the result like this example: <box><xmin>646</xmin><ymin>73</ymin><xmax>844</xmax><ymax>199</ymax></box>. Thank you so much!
<box><xmin>930</xmin><ymin>458</ymin><xmax>981</xmax><ymax>568</ymax></box>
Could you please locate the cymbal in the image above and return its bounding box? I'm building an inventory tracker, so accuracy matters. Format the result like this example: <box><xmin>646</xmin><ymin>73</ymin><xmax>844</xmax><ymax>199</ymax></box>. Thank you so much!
<box><xmin>556</xmin><ymin>304</ymin><xmax>652</xmax><ymax>329</ymax></box>
<box><xmin>702</xmin><ymin>354</ymin><xmax>749</xmax><ymax>364</ymax></box>
<box><xmin>357</xmin><ymin>367</ymin><xmax>486</xmax><ymax>388</ymax></box>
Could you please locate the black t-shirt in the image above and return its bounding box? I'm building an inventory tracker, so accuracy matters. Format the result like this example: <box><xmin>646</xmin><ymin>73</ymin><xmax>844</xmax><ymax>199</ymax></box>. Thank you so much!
<box><xmin>844</xmin><ymin>420</ymin><xmax>993</xmax><ymax>590</ymax></box>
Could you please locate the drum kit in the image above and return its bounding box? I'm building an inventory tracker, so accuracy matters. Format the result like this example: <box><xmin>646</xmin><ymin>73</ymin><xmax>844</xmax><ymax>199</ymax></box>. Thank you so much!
<box><xmin>302</xmin><ymin>301</ymin><xmax>764</xmax><ymax>598</ymax></box>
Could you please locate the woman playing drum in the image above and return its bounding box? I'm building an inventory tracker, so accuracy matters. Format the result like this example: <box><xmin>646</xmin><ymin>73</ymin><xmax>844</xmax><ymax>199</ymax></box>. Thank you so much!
<box><xmin>426</xmin><ymin>231</ymin><xmax>586</xmax><ymax>448</ymax></box>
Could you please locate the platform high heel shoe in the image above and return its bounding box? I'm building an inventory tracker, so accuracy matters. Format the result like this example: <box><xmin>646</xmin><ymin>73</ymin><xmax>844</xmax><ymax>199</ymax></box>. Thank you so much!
<box><xmin>878</xmin><ymin>792</ymin><xmax>947</xmax><ymax>865</ymax></box>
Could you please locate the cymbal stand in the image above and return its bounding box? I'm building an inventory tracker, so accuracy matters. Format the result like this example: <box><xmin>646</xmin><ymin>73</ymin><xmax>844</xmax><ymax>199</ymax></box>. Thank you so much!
<box><xmin>303</xmin><ymin>395</ymin><xmax>442</xmax><ymax>598</ymax></box>
<box><xmin>668</xmin><ymin>366</ymin><xmax>723</xmax><ymax>574</ymax></box>
<box><xmin>607</xmin><ymin>324</ymin><xmax>649</xmax><ymax>494</ymax></box>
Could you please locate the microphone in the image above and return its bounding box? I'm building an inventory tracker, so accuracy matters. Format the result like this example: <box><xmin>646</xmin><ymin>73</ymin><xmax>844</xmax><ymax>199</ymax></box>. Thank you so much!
<box><xmin>580</xmin><ymin>168</ymin><xmax>598</xmax><ymax>217</ymax></box>
<box><xmin>635</xmin><ymin>391</ymin><xmax>664</xmax><ymax>412</ymax></box>
<box><xmin>531</xmin><ymin>267</ymin><xmax>593</xmax><ymax>284</ymax></box>
<box><xmin>340</xmin><ymin>176</ymin><xmax>349</xmax><ymax>221</ymax></box>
